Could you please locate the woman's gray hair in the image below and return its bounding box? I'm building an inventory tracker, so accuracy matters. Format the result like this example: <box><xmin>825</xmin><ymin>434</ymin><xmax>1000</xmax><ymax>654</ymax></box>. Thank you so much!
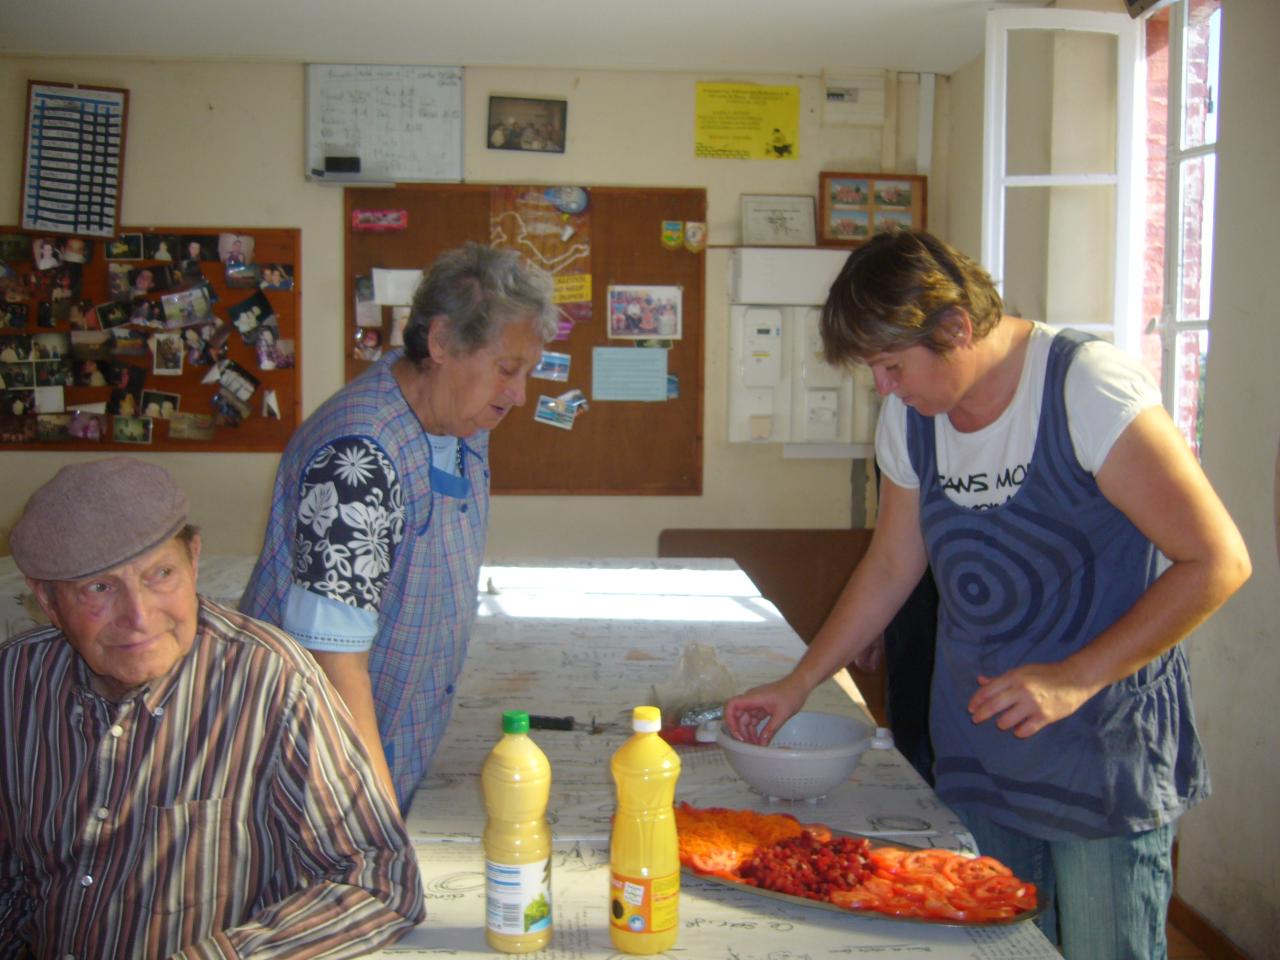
<box><xmin>403</xmin><ymin>243</ymin><xmax>557</xmax><ymax>361</ymax></box>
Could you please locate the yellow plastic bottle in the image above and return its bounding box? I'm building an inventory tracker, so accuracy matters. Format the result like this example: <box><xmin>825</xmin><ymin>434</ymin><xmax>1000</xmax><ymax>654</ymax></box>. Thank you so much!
<box><xmin>482</xmin><ymin>709</ymin><xmax>553</xmax><ymax>953</ymax></box>
<box><xmin>609</xmin><ymin>705</ymin><xmax>682</xmax><ymax>955</ymax></box>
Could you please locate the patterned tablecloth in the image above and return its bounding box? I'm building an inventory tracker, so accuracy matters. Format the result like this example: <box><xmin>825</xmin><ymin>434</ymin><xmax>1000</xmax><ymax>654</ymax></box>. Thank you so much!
<box><xmin>0</xmin><ymin>556</ymin><xmax>1058</xmax><ymax>958</ymax></box>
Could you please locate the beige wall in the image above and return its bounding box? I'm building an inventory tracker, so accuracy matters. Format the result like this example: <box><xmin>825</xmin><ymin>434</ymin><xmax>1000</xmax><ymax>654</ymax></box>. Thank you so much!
<box><xmin>0</xmin><ymin>60</ymin><xmax>938</xmax><ymax>558</ymax></box>
<box><xmin>1175</xmin><ymin>1</ymin><xmax>1280</xmax><ymax>954</ymax></box>
<box><xmin>945</xmin><ymin>3</ymin><xmax>1279</xmax><ymax>952</ymax></box>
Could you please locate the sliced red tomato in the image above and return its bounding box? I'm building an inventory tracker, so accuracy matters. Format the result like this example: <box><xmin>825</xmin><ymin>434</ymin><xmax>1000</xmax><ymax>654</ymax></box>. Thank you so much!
<box><xmin>973</xmin><ymin>874</ymin><xmax>1034</xmax><ymax>903</ymax></box>
<box><xmin>877</xmin><ymin>895</ymin><xmax>928</xmax><ymax>917</ymax></box>
<box><xmin>920</xmin><ymin>891</ymin><xmax>971</xmax><ymax>921</ymax></box>
<box><xmin>831</xmin><ymin>886</ymin><xmax>883</xmax><ymax>910</ymax></box>
<box><xmin>867</xmin><ymin>846</ymin><xmax>908</xmax><ymax>870</ymax></box>
<box><xmin>901</xmin><ymin>848</ymin><xmax>956</xmax><ymax>874</ymax></box>
<box><xmin>972</xmin><ymin>874</ymin><xmax>1023</xmax><ymax>899</ymax></box>
<box><xmin>941</xmin><ymin>854</ymin><xmax>1012</xmax><ymax>887</ymax></box>
<box><xmin>688</xmin><ymin>847</ymin><xmax>742</xmax><ymax>878</ymax></box>
<box><xmin>887</xmin><ymin>848</ymin><xmax>961</xmax><ymax>887</ymax></box>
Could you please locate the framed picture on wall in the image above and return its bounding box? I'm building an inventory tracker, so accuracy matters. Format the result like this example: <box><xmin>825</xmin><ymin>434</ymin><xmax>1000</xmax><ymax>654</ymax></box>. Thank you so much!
<box><xmin>740</xmin><ymin>194</ymin><xmax>817</xmax><ymax>246</ymax></box>
<box><xmin>818</xmin><ymin>172</ymin><xmax>927</xmax><ymax>245</ymax></box>
<box><xmin>487</xmin><ymin>96</ymin><xmax>567</xmax><ymax>153</ymax></box>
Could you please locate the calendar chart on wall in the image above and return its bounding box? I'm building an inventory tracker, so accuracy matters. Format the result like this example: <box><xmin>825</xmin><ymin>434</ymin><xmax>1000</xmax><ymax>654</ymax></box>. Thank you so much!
<box><xmin>21</xmin><ymin>81</ymin><xmax>128</xmax><ymax>238</ymax></box>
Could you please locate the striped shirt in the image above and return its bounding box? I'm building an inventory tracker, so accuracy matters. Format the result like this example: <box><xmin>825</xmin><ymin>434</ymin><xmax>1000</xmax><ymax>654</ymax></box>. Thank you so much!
<box><xmin>0</xmin><ymin>597</ymin><xmax>425</xmax><ymax>959</ymax></box>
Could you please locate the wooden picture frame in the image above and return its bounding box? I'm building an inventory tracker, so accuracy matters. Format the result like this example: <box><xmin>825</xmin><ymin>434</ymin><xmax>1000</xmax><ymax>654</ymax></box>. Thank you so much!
<box><xmin>486</xmin><ymin>96</ymin><xmax>567</xmax><ymax>153</ymax></box>
<box><xmin>740</xmin><ymin>194</ymin><xmax>817</xmax><ymax>247</ymax></box>
<box><xmin>818</xmin><ymin>172</ymin><xmax>927</xmax><ymax>246</ymax></box>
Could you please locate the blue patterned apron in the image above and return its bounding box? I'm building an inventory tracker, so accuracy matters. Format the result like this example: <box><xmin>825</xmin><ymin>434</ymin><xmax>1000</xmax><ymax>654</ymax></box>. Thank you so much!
<box><xmin>242</xmin><ymin>352</ymin><xmax>489</xmax><ymax>810</ymax></box>
<box><xmin>908</xmin><ymin>330</ymin><xmax>1209</xmax><ymax>840</ymax></box>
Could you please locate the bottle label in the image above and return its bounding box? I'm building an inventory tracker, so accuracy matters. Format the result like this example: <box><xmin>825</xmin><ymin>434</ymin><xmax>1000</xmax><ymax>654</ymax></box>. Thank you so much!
<box><xmin>486</xmin><ymin>856</ymin><xmax>552</xmax><ymax>935</ymax></box>
<box><xmin>609</xmin><ymin>870</ymin><xmax>678</xmax><ymax>935</ymax></box>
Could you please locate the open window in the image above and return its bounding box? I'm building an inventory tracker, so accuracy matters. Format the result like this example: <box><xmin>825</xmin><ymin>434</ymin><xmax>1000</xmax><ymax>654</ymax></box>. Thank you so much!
<box><xmin>983</xmin><ymin>2</ymin><xmax>1223</xmax><ymax>458</ymax></box>
<box><xmin>982</xmin><ymin>9</ymin><xmax>1141</xmax><ymax>347</ymax></box>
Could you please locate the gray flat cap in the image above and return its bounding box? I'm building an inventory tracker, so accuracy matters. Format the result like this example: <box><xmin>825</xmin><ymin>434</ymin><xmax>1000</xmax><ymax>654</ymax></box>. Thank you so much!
<box><xmin>11</xmin><ymin>458</ymin><xmax>190</xmax><ymax>581</ymax></box>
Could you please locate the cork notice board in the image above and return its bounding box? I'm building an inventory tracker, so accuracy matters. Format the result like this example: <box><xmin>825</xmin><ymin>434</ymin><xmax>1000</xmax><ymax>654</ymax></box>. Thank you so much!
<box><xmin>343</xmin><ymin>183</ymin><xmax>705</xmax><ymax>495</ymax></box>
<box><xmin>0</xmin><ymin>225</ymin><xmax>300</xmax><ymax>451</ymax></box>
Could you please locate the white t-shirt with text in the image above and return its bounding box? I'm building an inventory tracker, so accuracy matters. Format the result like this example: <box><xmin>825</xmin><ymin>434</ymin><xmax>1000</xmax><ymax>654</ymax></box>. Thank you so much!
<box><xmin>876</xmin><ymin>323</ymin><xmax>1161</xmax><ymax>510</ymax></box>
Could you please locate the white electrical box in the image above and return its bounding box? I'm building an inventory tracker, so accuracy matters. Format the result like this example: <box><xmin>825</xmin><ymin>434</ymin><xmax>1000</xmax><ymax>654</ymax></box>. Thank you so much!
<box><xmin>728</xmin><ymin>247</ymin><xmax>849</xmax><ymax>305</ymax></box>
<box><xmin>727</xmin><ymin>248</ymin><xmax>878</xmax><ymax>451</ymax></box>
<box><xmin>821</xmin><ymin>70</ymin><xmax>887</xmax><ymax>127</ymax></box>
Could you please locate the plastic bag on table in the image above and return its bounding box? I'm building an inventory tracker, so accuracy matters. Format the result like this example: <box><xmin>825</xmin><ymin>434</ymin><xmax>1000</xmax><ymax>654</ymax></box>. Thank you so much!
<box><xmin>650</xmin><ymin>640</ymin><xmax>737</xmax><ymax>727</ymax></box>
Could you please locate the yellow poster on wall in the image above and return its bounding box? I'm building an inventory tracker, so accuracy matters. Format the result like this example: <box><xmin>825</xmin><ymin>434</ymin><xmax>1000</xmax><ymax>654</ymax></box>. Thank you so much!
<box><xmin>694</xmin><ymin>83</ymin><xmax>800</xmax><ymax>160</ymax></box>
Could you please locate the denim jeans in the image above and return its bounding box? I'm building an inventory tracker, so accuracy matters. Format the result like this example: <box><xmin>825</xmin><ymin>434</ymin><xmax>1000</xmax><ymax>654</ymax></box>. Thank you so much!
<box><xmin>960</xmin><ymin>810</ymin><xmax>1175</xmax><ymax>959</ymax></box>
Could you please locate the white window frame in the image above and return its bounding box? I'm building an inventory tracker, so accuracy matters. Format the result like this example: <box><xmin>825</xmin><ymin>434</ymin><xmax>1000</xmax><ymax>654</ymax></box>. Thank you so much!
<box><xmin>981</xmin><ymin>9</ymin><xmax>1144</xmax><ymax>353</ymax></box>
<box><xmin>1154</xmin><ymin>0</ymin><xmax>1219</xmax><ymax>420</ymax></box>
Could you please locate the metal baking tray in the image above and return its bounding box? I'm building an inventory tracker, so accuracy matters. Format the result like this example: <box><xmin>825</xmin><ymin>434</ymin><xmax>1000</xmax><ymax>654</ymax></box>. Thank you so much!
<box><xmin>682</xmin><ymin>830</ymin><xmax>1045</xmax><ymax>928</ymax></box>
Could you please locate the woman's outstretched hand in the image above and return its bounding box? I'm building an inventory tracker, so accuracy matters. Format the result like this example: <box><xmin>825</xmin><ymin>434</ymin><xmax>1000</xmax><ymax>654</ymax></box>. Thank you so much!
<box><xmin>723</xmin><ymin>676</ymin><xmax>807</xmax><ymax>745</ymax></box>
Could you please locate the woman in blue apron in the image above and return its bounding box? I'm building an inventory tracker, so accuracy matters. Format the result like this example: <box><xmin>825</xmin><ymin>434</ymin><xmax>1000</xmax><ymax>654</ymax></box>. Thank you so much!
<box><xmin>725</xmin><ymin>230</ymin><xmax>1250</xmax><ymax>957</ymax></box>
<box><xmin>241</xmin><ymin>244</ymin><xmax>557</xmax><ymax>812</ymax></box>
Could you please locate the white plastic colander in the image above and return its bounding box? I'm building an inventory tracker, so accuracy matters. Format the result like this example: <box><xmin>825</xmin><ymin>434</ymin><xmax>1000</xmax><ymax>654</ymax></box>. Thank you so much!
<box><xmin>717</xmin><ymin>711</ymin><xmax>875</xmax><ymax>801</ymax></box>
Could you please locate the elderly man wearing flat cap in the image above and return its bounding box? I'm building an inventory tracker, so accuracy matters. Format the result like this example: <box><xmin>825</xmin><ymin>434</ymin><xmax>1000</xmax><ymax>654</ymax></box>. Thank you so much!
<box><xmin>0</xmin><ymin>458</ymin><xmax>425</xmax><ymax>958</ymax></box>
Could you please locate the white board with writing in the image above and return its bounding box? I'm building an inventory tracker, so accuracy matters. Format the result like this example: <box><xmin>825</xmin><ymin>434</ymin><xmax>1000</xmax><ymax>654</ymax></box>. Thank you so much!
<box><xmin>305</xmin><ymin>64</ymin><xmax>463</xmax><ymax>182</ymax></box>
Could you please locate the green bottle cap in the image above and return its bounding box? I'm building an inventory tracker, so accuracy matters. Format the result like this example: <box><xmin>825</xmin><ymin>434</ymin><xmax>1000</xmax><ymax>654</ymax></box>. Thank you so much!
<box><xmin>502</xmin><ymin>710</ymin><xmax>530</xmax><ymax>734</ymax></box>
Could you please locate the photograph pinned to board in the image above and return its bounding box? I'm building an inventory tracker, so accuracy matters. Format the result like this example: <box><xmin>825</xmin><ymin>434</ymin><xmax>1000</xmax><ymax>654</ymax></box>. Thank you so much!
<box><xmin>35</xmin><ymin>413</ymin><xmax>70</xmax><ymax>442</ymax></box>
<box><xmin>260</xmin><ymin>264</ymin><xmax>294</xmax><ymax>290</ymax></box>
<box><xmin>113</xmin><ymin>415</ymin><xmax>153</xmax><ymax>444</ymax></box>
<box><xmin>229</xmin><ymin>290</ymin><xmax>275</xmax><ymax>344</ymax></box>
<box><xmin>106</xmin><ymin>234</ymin><xmax>143</xmax><ymax>260</ymax></box>
<box><xmin>607</xmin><ymin>284</ymin><xmax>682</xmax><ymax>340</ymax></box>
<box><xmin>354</xmin><ymin>275</ymin><xmax>380</xmax><ymax>329</ymax></box>
<box><xmin>181</xmin><ymin>235</ymin><xmax>220</xmax><ymax>262</ymax></box>
<box><xmin>532</xmin><ymin>350</ymin><xmax>570</xmax><ymax>382</ymax></box>
<box><xmin>151</xmin><ymin>332</ymin><xmax>183</xmax><ymax>376</ymax></box>
<box><xmin>256</xmin><ymin>330</ymin><xmax>295</xmax><ymax>371</ymax></box>
<box><xmin>161</xmin><ymin>285</ymin><xmax>214</xmax><ymax>329</ymax></box>
<box><xmin>3</xmin><ymin>304</ymin><xmax>29</xmax><ymax>331</ymax></box>
<box><xmin>141</xmin><ymin>389</ymin><xmax>180</xmax><ymax>419</ymax></box>
<box><xmin>220</xmin><ymin>233</ymin><xmax>260</xmax><ymax>287</ymax></box>
<box><xmin>130</xmin><ymin>264</ymin><xmax>175</xmax><ymax>298</ymax></box>
<box><xmin>353</xmin><ymin>327</ymin><xmax>382</xmax><ymax>362</ymax></box>
<box><xmin>487</xmin><ymin>96</ymin><xmax>567</xmax><ymax>153</ymax></box>
<box><xmin>143</xmin><ymin>234</ymin><xmax>179</xmax><ymax>261</ymax></box>
<box><xmin>218</xmin><ymin>233</ymin><xmax>255</xmax><ymax>268</ymax></box>
<box><xmin>1</xmin><ymin>233</ymin><xmax>31</xmax><ymax>261</ymax></box>
<box><xmin>534</xmin><ymin>388</ymin><xmax>587</xmax><ymax>430</ymax></box>
<box><xmin>169</xmin><ymin>410</ymin><xmax>215</xmax><ymax>441</ymax></box>
<box><xmin>58</xmin><ymin>237</ymin><xmax>92</xmax><ymax>264</ymax></box>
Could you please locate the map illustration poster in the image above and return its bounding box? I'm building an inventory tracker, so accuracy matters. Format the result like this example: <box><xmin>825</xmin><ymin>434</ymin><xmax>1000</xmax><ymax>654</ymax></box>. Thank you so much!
<box><xmin>490</xmin><ymin>186</ymin><xmax>592</xmax><ymax>338</ymax></box>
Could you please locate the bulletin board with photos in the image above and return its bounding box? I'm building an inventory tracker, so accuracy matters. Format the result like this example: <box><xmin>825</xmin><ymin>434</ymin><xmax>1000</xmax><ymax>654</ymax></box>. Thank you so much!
<box><xmin>342</xmin><ymin>183</ymin><xmax>706</xmax><ymax>495</ymax></box>
<box><xmin>0</xmin><ymin>226</ymin><xmax>300</xmax><ymax>451</ymax></box>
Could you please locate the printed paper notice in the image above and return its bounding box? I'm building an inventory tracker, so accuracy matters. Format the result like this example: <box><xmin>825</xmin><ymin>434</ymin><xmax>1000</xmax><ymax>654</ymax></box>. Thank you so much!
<box><xmin>372</xmin><ymin>267</ymin><xmax>423</xmax><ymax>306</ymax></box>
<box><xmin>695</xmin><ymin>83</ymin><xmax>800</xmax><ymax>160</ymax></box>
<box><xmin>592</xmin><ymin>347</ymin><xmax>667</xmax><ymax>402</ymax></box>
